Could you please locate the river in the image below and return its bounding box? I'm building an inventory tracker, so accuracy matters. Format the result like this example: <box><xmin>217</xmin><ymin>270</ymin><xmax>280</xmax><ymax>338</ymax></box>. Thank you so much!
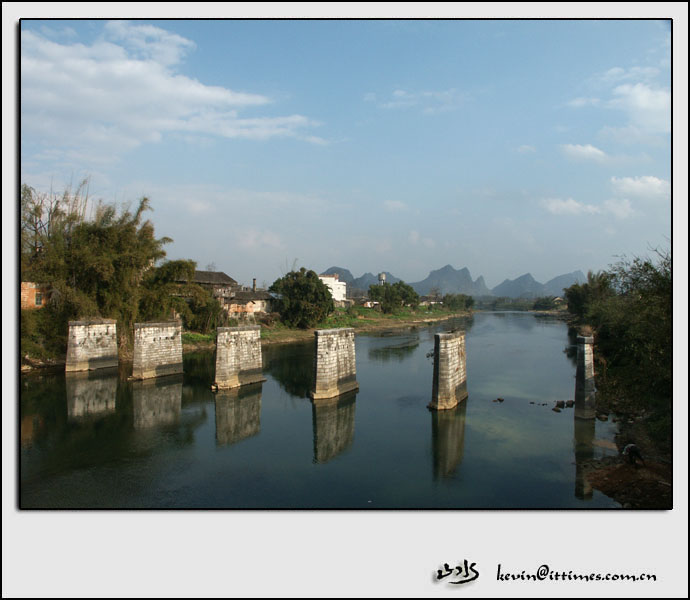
<box><xmin>20</xmin><ymin>312</ymin><xmax>620</xmax><ymax>508</ymax></box>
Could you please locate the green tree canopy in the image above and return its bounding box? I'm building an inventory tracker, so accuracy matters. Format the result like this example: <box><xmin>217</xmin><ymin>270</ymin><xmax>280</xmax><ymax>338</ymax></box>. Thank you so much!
<box><xmin>368</xmin><ymin>281</ymin><xmax>420</xmax><ymax>313</ymax></box>
<box><xmin>269</xmin><ymin>268</ymin><xmax>334</xmax><ymax>328</ymax></box>
<box><xmin>442</xmin><ymin>293</ymin><xmax>475</xmax><ymax>311</ymax></box>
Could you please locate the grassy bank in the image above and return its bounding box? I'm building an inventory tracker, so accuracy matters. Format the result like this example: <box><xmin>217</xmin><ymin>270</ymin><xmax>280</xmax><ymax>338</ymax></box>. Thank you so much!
<box><xmin>256</xmin><ymin>305</ymin><xmax>471</xmax><ymax>345</ymax></box>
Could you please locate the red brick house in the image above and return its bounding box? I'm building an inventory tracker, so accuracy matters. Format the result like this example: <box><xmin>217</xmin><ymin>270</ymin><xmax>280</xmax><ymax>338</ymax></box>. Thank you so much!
<box><xmin>21</xmin><ymin>282</ymin><xmax>50</xmax><ymax>310</ymax></box>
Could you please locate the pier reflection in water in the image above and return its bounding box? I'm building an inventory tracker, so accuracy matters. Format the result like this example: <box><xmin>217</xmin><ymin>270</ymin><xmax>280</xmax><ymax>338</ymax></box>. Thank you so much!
<box><xmin>132</xmin><ymin>375</ymin><xmax>183</xmax><ymax>429</ymax></box>
<box><xmin>66</xmin><ymin>368</ymin><xmax>118</xmax><ymax>420</ymax></box>
<box><xmin>21</xmin><ymin>313</ymin><xmax>623</xmax><ymax>509</ymax></box>
<box><xmin>214</xmin><ymin>382</ymin><xmax>262</xmax><ymax>446</ymax></box>
<box><xmin>574</xmin><ymin>416</ymin><xmax>596</xmax><ymax>500</ymax></box>
<box><xmin>311</xmin><ymin>391</ymin><xmax>357</xmax><ymax>463</ymax></box>
<box><xmin>431</xmin><ymin>399</ymin><xmax>467</xmax><ymax>479</ymax></box>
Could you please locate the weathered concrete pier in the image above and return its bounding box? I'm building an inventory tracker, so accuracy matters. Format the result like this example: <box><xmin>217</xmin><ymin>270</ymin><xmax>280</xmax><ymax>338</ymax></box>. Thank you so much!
<box><xmin>132</xmin><ymin>321</ymin><xmax>183</xmax><ymax>380</ymax></box>
<box><xmin>428</xmin><ymin>331</ymin><xmax>468</xmax><ymax>410</ymax></box>
<box><xmin>311</xmin><ymin>391</ymin><xmax>357</xmax><ymax>463</ymax></box>
<box><xmin>214</xmin><ymin>325</ymin><xmax>265</xmax><ymax>390</ymax></box>
<box><xmin>574</xmin><ymin>335</ymin><xmax>596</xmax><ymax>420</ymax></box>
<box><xmin>132</xmin><ymin>375</ymin><xmax>183</xmax><ymax>429</ymax></box>
<box><xmin>65</xmin><ymin>319</ymin><xmax>118</xmax><ymax>372</ymax></box>
<box><xmin>310</xmin><ymin>328</ymin><xmax>359</xmax><ymax>400</ymax></box>
<box><xmin>214</xmin><ymin>382</ymin><xmax>263</xmax><ymax>446</ymax></box>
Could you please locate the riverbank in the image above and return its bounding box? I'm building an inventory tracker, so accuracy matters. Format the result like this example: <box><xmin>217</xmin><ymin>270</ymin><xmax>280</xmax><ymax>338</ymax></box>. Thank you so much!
<box><xmin>185</xmin><ymin>308</ymin><xmax>474</xmax><ymax>350</ymax></box>
<box><xmin>580</xmin><ymin>389</ymin><xmax>673</xmax><ymax>509</ymax></box>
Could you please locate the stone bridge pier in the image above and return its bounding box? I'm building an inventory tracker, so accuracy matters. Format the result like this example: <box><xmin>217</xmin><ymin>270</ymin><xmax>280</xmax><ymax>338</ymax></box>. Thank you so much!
<box><xmin>132</xmin><ymin>321</ymin><xmax>183</xmax><ymax>380</ymax></box>
<box><xmin>66</xmin><ymin>320</ymin><xmax>118</xmax><ymax>372</ymax></box>
<box><xmin>310</xmin><ymin>328</ymin><xmax>359</xmax><ymax>400</ymax></box>
<box><xmin>428</xmin><ymin>331</ymin><xmax>468</xmax><ymax>411</ymax></box>
<box><xmin>574</xmin><ymin>335</ymin><xmax>596</xmax><ymax>420</ymax></box>
<box><xmin>213</xmin><ymin>325</ymin><xmax>266</xmax><ymax>390</ymax></box>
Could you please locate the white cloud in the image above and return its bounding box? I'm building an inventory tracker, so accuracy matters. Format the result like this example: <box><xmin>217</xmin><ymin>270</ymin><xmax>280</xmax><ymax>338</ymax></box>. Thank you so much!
<box><xmin>598</xmin><ymin>65</ymin><xmax>660</xmax><ymax>84</ymax></box>
<box><xmin>517</xmin><ymin>145</ymin><xmax>536</xmax><ymax>154</ymax></box>
<box><xmin>602</xmin><ymin>197</ymin><xmax>636</xmax><ymax>219</ymax></box>
<box><xmin>237</xmin><ymin>228</ymin><xmax>284</xmax><ymax>250</ymax></box>
<box><xmin>407</xmin><ymin>230</ymin><xmax>435</xmax><ymax>249</ymax></box>
<box><xmin>384</xmin><ymin>200</ymin><xmax>408</xmax><ymax>212</ymax></box>
<box><xmin>561</xmin><ymin>143</ymin><xmax>608</xmax><ymax>162</ymax></box>
<box><xmin>567</xmin><ymin>97</ymin><xmax>600</xmax><ymax>108</ymax></box>
<box><xmin>374</xmin><ymin>88</ymin><xmax>465</xmax><ymax>114</ymax></box>
<box><xmin>608</xmin><ymin>83</ymin><xmax>670</xmax><ymax>133</ymax></box>
<box><xmin>542</xmin><ymin>195</ymin><xmax>639</xmax><ymax>220</ymax></box>
<box><xmin>20</xmin><ymin>25</ymin><xmax>324</xmax><ymax>167</ymax></box>
<box><xmin>610</xmin><ymin>175</ymin><xmax>670</xmax><ymax>200</ymax></box>
<box><xmin>542</xmin><ymin>197</ymin><xmax>601</xmax><ymax>216</ymax></box>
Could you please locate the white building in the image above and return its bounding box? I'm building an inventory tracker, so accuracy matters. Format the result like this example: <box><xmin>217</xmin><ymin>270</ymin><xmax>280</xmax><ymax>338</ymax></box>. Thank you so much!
<box><xmin>319</xmin><ymin>274</ymin><xmax>347</xmax><ymax>302</ymax></box>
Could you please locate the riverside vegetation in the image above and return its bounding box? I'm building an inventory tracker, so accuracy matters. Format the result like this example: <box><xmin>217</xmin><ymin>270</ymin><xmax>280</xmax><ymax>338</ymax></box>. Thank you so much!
<box><xmin>563</xmin><ymin>251</ymin><xmax>673</xmax><ymax>508</ymax></box>
<box><xmin>19</xmin><ymin>182</ymin><xmax>472</xmax><ymax>365</ymax></box>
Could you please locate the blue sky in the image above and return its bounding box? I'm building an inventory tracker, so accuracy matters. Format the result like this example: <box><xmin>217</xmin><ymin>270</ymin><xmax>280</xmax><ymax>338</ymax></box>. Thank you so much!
<box><xmin>18</xmin><ymin>17</ymin><xmax>674</xmax><ymax>288</ymax></box>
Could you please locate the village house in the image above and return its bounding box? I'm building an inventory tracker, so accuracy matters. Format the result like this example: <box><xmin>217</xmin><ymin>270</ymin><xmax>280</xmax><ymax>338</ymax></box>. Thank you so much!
<box><xmin>20</xmin><ymin>282</ymin><xmax>50</xmax><ymax>310</ymax></box>
<box><xmin>318</xmin><ymin>273</ymin><xmax>347</xmax><ymax>304</ymax></box>
<box><xmin>187</xmin><ymin>270</ymin><xmax>241</xmax><ymax>303</ymax></box>
<box><xmin>226</xmin><ymin>289</ymin><xmax>275</xmax><ymax>320</ymax></box>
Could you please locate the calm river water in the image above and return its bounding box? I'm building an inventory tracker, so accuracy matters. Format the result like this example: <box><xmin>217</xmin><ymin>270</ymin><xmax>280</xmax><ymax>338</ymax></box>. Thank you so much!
<box><xmin>20</xmin><ymin>312</ymin><xmax>620</xmax><ymax>509</ymax></box>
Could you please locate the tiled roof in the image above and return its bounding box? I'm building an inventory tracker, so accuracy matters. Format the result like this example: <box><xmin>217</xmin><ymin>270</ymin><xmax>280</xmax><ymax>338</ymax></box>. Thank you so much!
<box><xmin>231</xmin><ymin>290</ymin><xmax>273</xmax><ymax>302</ymax></box>
<box><xmin>192</xmin><ymin>271</ymin><xmax>238</xmax><ymax>286</ymax></box>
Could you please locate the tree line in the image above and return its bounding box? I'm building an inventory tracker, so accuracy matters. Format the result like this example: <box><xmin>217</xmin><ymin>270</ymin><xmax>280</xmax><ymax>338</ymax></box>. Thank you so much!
<box><xmin>563</xmin><ymin>250</ymin><xmax>672</xmax><ymax>444</ymax></box>
<box><xmin>20</xmin><ymin>181</ymin><xmax>226</xmax><ymax>357</ymax></box>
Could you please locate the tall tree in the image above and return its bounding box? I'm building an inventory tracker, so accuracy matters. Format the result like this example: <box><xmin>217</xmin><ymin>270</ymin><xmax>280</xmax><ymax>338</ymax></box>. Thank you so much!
<box><xmin>269</xmin><ymin>268</ymin><xmax>334</xmax><ymax>328</ymax></box>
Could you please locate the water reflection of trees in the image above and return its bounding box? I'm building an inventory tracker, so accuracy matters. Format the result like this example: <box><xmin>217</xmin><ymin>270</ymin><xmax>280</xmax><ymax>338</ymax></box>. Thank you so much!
<box><xmin>182</xmin><ymin>351</ymin><xmax>216</xmax><ymax>387</ymax></box>
<box><xmin>563</xmin><ymin>329</ymin><xmax>578</xmax><ymax>367</ymax></box>
<box><xmin>262</xmin><ymin>340</ymin><xmax>314</xmax><ymax>398</ymax></box>
<box><xmin>20</xmin><ymin>371</ymin><xmax>136</xmax><ymax>476</ymax></box>
<box><xmin>431</xmin><ymin>400</ymin><xmax>468</xmax><ymax>480</ymax></box>
<box><xmin>312</xmin><ymin>391</ymin><xmax>356</xmax><ymax>463</ymax></box>
<box><xmin>368</xmin><ymin>334</ymin><xmax>420</xmax><ymax>363</ymax></box>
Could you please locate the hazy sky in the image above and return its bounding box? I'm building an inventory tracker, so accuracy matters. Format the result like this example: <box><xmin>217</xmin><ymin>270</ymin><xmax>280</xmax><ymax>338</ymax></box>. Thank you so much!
<box><xmin>19</xmin><ymin>18</ymin><xmax>673</xmax><ymax>288</ymax></box>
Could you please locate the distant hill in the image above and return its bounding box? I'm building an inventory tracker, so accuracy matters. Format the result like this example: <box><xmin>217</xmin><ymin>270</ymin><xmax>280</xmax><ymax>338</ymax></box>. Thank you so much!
<box><xmin>491</xmin><ymin>270</ymin><xmax>587</xmax><ymax>298</ymax></box>
<box><xmin>321</xmin><ymin>266</ymin><xmax>355</xmax><ymax>284</ymax></box>
<box><xmin>322</xmin><ymin>265</ymin><xmax>587</xmax><ymax>299</ymax></box>
<box><xmin>491</xmin><ymin>273</ymin><xmax>545</xmax><ymax>299</ymax></box>
<box><xmin>543</xmin><ymin>270</ymin><xmax>586</xmax><ymax>297</ymax></box>
<box><xmin>353</xmin><ymin>271</ymin><xmax>401</xmax><ymax>290</ymax></box>
<box><xmin>410</xmin><ymin>264</ymin><xmax>491</xmax><ymax>297</ymax></box>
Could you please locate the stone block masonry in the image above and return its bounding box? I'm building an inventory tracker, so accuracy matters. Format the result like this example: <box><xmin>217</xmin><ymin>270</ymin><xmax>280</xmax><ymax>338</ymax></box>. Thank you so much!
<box><xmin>310</xmin><ymin>328</ymin><xmax>359</xmax><ymax>400</ymax></box>
<box><xmin>65</xmin><ymin>320</ymin><xmax>119</xmax><ymax>372</ymax></box>
<box><xmin>428</xmin><ymin>331</ymin><xmax>468</xmax><ymax>411</ymax></box>
<box><xmin>214</xmin><ymin>325</ymin><xmax>266</xmax><ymax>390</ymax></box>
<box><xmin>574</xmin><ymin>335</ymin><xmax>596</xmax><ymax>420</ymax></box>
<box><xmin>132</xmin><ymin>321</ymin><xmax>183</xmax><ymax>380</ymax></box>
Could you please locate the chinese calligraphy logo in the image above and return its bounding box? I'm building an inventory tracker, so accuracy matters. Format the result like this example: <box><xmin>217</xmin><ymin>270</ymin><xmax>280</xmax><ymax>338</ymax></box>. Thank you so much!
<box><xmin>435</xmin><ymin>560</ymin><xmax>480</xmax><ymax>585</ymax></box>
